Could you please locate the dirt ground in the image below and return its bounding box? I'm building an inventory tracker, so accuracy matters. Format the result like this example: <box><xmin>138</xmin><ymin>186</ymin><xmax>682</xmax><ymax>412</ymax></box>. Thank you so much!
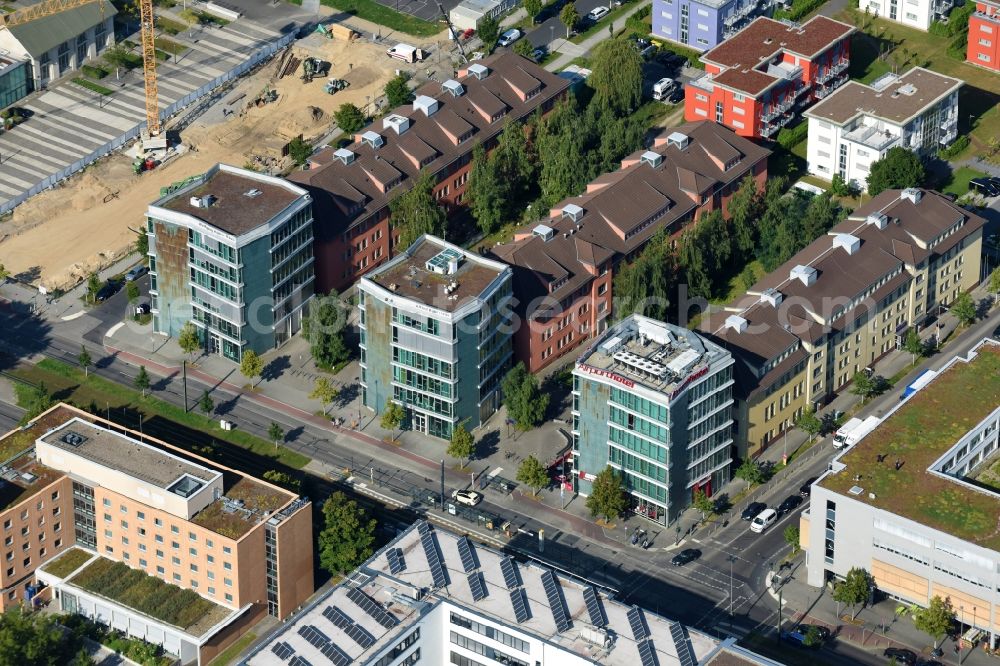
<box><xmin>0</xmin><ymin>36</ymin><xmax>395</xmax><ymax>291</ymax></box>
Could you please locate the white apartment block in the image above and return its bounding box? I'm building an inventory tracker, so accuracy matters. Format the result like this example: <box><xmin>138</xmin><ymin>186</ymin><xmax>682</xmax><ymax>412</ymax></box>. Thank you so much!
<box><xmin>862</xmin><ymin>0</ymin><xmax>955</xmax><ymax>30</ymax></box>
<box><xmin>805</xmin><ymin>68</ymin><xmax>962</xmax><ymax>192</ymax></box>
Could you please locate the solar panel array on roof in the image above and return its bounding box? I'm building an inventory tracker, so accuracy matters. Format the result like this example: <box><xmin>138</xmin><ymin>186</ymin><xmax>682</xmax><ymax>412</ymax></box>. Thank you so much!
<box><xmin>638</xmin><ymin>639</ymin><xmax>659</xmax><ymax>666</ymax></box>
<box><xmin>347</xmin><ymin>587</ymin><xmax>399</xmax><ymax>629</ymax></box>
<box><xmin>541</xmin><ymin>570</ymin><xmax>571</xmax><ymax>632</ymax></box>
<box><xmin>457</xmin><ymin>535</ymin><xmax>477</xmax><ymax>572</ymax></box>
<box><xmin>418</xmin><ymin>521</ymin><xmax>430</xmax><ymax>535</ymax></box>
<box><xmin>628</xmin><ymin>606</ymin><xmax>649</xmax><ymax>641</ymax></box>
<box><xmin>669</xmin><ymin>621</ymin><xmax>696</xmax><ymax>666</ymax></box>
<box><xmin>468</xmin><ymin>571</ymin><xmax>487</xmax><ymax>601</ymax></box>
<box><xmin>347</xmin><ymin>622</ymin><xmax>376</xmax><ymax>649</ymax></box>
<box><xmin>582</xmin><ymin>585</ymin><xmax>606</xmax><ymax>628</ymax></box>
<box><xmin>500</xmin><ymin>556</ymin><xmax>519</xmax><ymax>589</ymax></box>
<box><xmin>319</xmin><ymin>641</ymin><xmax>351</xmax><ymax>666</ymax></box>
<box><xmin>420</xmin><ymin>527</ymin><xmax>448</xmax><ymax>588</ymax></box>
<box><xmin>320</xmin><ymin>604</ymin><xmax>376</xmax><ymax>649</ymax></box>
<box><xmin>298</xmin><ymin>625</ymin><xmax>330</xmax><ymax>649</ymax></box>
<box><xmin>271</xmin><ymin>641</ymin><xmax>295</xmax><ymax>660</ymax></box>
<box><xmin>322</xmin><ymin>606</ymin><xmax>353</xmax><ymax>629</ymax></box>
<box><xmin>289</xmin><ymin>656</ymin><xmax>313</xmax><ymax>666</ymax></box>
<box><xmin>387</xmin><ymin>547</ymin><xmax>406</xmax><ymax>574</ymax></box>
<box><xmin>510</xmin><ymin>587</ymin><xmax>530</xmax><ymax>623</ymax></box>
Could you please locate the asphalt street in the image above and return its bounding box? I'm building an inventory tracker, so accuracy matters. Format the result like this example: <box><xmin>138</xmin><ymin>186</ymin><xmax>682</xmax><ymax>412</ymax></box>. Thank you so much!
<box><xmin>0</xmin><ymin>289</ymin><xmax>998</xmax><ymax>665</ymax></box>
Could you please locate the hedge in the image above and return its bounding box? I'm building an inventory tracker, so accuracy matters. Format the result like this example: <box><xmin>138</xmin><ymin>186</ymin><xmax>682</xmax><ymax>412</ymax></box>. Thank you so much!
<box><xmin>938</xmin><ymin>134</ymin><xmax>970</xmax><ymax>159</ymax></box>
<box><xmin>777</xmin><ymin>121</ymin><xmax>808</xmax><ymax>150</ymax></box>
<box><xmin>773</xmin><ymin>0</ymin><xmax>826</xmax><ymax>21</ymax></box>
<box><xmin>81</xmin><ymin>64</ymin><xmax>108</xmax><ymax>80</ymax></box>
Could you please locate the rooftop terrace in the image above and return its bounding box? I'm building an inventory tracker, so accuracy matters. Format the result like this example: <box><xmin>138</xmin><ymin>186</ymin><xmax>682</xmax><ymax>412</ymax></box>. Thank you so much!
<box><xmin>819</xmin><ymin>342</ymin><xmax>1000</xmax><ymax>549</ymax></box>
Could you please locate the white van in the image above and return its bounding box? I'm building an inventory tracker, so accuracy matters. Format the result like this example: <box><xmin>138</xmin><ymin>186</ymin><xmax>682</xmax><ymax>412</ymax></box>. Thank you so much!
<box><xmin>750</xmin><ymin>508</ymin><xmax>777</xmax><ymax>533</ymax></box>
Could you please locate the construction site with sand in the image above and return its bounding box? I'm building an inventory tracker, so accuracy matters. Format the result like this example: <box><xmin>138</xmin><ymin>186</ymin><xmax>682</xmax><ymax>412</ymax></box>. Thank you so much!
<box><xmin>0</xmin><ymin>31</ymin><xmax>403</xmax><ymax>291</ymax></box>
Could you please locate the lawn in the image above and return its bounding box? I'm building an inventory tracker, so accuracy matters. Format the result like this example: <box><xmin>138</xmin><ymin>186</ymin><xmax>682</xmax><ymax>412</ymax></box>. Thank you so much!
<box><xmin>287</xmin><ymin>0</ymin><xmax>441</xmax><ymax>37</ymax></box>
<box><xmin>207</xmin><ymin>632</ymin><xmax>256</xmax><ymax>666</ymax></box>
<box><xmin>155</xmin><ymin>37</ymin><xmax>187</xmax><ymax>56</ymax></box>
<box><xmin>841</xmin><ymin>10</ymin><xmax>1000</xmax><ymax>157</ymax></box>
<box><xmin>939</xmin><ymin>166</ymin><xmax>988</xmax><ymax>198</ymax></box>
<box><xmin>156</xmin><ymin>16</ymin><xmax>189</xmax><ymax>35</ymax></box>
<box><xmin>12</xmin><ymin>359</ymin><xmax>310</xmax><ymax>470</ymax></box>
<box><xmin>821</xmin><ymin>345</ymin><xmax>1000</xmax><ymax>549</ymax></box>
<box><xmin>40</xmin><ymin>548</ymin><xmax>93</xmax><ymax>579</ymax></box>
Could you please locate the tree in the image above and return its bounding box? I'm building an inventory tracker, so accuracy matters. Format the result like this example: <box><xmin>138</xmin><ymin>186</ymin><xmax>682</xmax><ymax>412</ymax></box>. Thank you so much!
<box><xmin>17</xmin><ymin>382</ymin><xmax>52</xmax><ymax>423</ymax></box>
<box><xmin>833</xmin><ymin>566</ymin><xmax>871</xmax><ymax>620</ymax></box>
<box><xmin>830</xmin><ymin>172</ymin><xmax>851</xmax><ymax>197</ymax></box>
<box><xmin>384</xmin><ymin>74</ymin><xmax>413</xmax><ymax>108</ymax></box>
<box><xmin>77</xmin><ymin>345</ymin><xmax>92</xmax><ymax>378</ymax></box>
<box><xmin>310</xmin><ymin>377</ymin><xmax>339</xmax><ymax>416</ymax></box>
<box><xmin>134</xmin><ymin>366</ymin><xmax>150</xmax><ymax>397</ymax></box>
<box><xmin>0</xmin><ymin>263</ymin><xmax>9</xmax><ymax>284</ymax></box>
<box><xmin>735</xmin><ymin>458</ymin><xmax>764</xmax><ymax>489</ymax></box>
<box><xmin>448</xmin><ymin>424</ymin><xmax>475</xmax><ymax>468</ymax></box>
<box><xmin>268</xmin><ymin>422</ymin><xmax>284</xmax><ymax>449</ymax></box>
<box><xmin>950</xmin><ymin>291</ymin><xmax>977</xmax><ymax>327</ymax></box>
<box><xmin>795</xmin><ymin>407</ymin><xmax>822</xmax><ymax>442</ymax></box>
<box><xmin>913</xmin><ymin>595</ymin><xmax>955</xmax><ymax>650</ymax></box>
<box><xmin>613</xmin><ymin>229</ymin><xmax>676</xmax><ymax>321</ymax></box>
<box><xmin>389</xmin><ymin>169</ymin><xmax>446</xmax><ymax>248</ymax></box>
<box><xmin>560</xmin><ymin>2</ymin><xmax>579</xmax><ymax>37</ymax></box>
<box><xmin>263</xmin><ymin>469</ymin><xmax>301</xmax><ymax>492</ymax></box>
<box><xmin>0</xmin><ymin>606</ymin><xmax>92</xmax><ymax>666</ymax></box>
<box><xmin>240</xmin><ymin>349</ymin><xmax>264</xmax><ymax>388</ymax></box>
<box><xmin>850</xmin><ymin>371</ymin><xmax>888</xmax><ymax>404</ymax></box>
<box><xmin>334</xmin><ymin>102</ymin><xmax>365</xmax><ymax>134</ymax></box>
<box><xmin>903</xmin><ymin>328</ymin><xmax>924</xmax><ymax>364</ymax></box>
<box><xmin>199</xmin><ymin>389</ymin><xmax>214</xmax><ymax>414</ymax></box>
<box><xmin>589</xmin><ymin>37</ymin><xmax>643</xmax><ymax>117</ymax></box>
<box><xmin>516</xmin><ymin>455</ymin><xmax>549</xmax><ymax>496</ymax></box>
<box><xmin>586</xmin><ymin>466</ymin><xmax>627</xmax><ymax>522</ymax></box>
<box><xmin>535</xmin><ymin>99</ymin><xmax>589</xmax><ymax>206</ymax></box>
<box><xmin>989</xmin><ymin>266</ymin><xmax>1000</xmax><ymax>303</ymax></box>
<box><xmin>866</xmin><ymin>147</ymin><xmax>925</xmax><ymax>196</ymax></box>
<box><xmin>513</xmin><ymin>38</ymin><xmax>534</xmax><ymax>58</ymax></box>
<box><xmin>302</xmin><ymin>295</ymin><xmax>350</xmax><ymax>370</ymax></box>
<box><xmin>103</xmin><ymin>43</ymin><xmax>135</xmax><ymax>77</ymax></box>
<box><xmin>501</xmin><ymin>362</ymin><xmax>549</xmax><ymax>430</ymax></box>
<box><xmin>739</xmin><ymin>263</ymin><xmax>758</xmax><ymax>291</ymax></box>
<box><xmin>318</xmin><ymin>491</ymin><xmax>376</xmax><ymax>575</ymax></box>
<box><xmin>728</xmin><ymin>175</ymin><xmax>763</xmax><ymax>255</ymax></box>
<box><xmin>86</xmin><ymin>273</ymin><xmax>101</xmax><ymax>304</ymax></box>
<box><xmin>691</xmin><ymin>489</ymin><xmax>714</xmax><ymax>519</ymax></box>
<box><xmin>125</xmin><ymin>280</ymin><xmax>139</xmax><ymax>304</ymax></box>
<box><xmin>523</xmin><ymin>0</ymin><xmax>542</xmax><ymax>19</ymax></box>
<box><xmin>135</xmin><ymin>228</ymin><xmax>148</xmax><ymax>260</ymax></box>
<box><xmin>784</xmin><ymin>525</ymin><xmax>801</xmax><ymax>554</ymax></box>
<box><xmin>802</xmin><ymin>624</ymin><xmax>822</xmax><ymax>648</ymax></box>
<box><xmin>478</xmin><ymin>15</ymin><xmax>500</xmax><ymax>51</ymax></box>
<box><xmin>467</xmin><ymin>144</ymin><xmax>506</xmax><ymax>235</ymax></box>
<box><xmin>178</xmin><ymin>321</ymin><xmax>201</xmax><ymax>360</ymax></box>
<box><xmin>287</xmin><ymin>136</ymin><xmax>313</xmax><ymax>166</ymax></box>
<box><xmin>380</xmin><ymin>402</ymin><xmax>405</xmax><ymax>440</ymax></box>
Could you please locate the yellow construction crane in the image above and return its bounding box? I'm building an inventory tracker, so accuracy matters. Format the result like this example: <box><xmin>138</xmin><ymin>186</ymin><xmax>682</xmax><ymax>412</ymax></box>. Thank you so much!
<box><xmin>0</xmin><ymin>0</ymin><xmax>100</xmax><ymax>28</ymax></box>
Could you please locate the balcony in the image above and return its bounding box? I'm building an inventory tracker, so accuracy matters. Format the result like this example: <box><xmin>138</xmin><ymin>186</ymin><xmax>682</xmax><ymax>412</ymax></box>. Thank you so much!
<box><xmin>974</xmin><ymin>10</ymin><xmax>1000</xmax><ymax>24</ymax></box>
<box><xmin>843</xmin><ymin>124</ymin><xmax>900</xmax><ymax>152</ymax></box>
<box><xmin>687</xmin><ymin>73</ymin><xmax>714</xmax><ymax>93</ymax></box>
<box><xmin>941</xmin><ymin>113</ymin><xmax>958</xmax><ymax>131</ymax></box>
<box><xmin>939</xmin><ymin>128</ymin><xmax>958</xmax><ymax>145</ymax></box>
<box><xmin>932</xmin><ymin>0</ymin><xmax>954</xmax><ymax>14</ymax></box>
<box><xmin>815</xmin><ymin>59</ymin><xmax>849</xmax><ymax>85</ymax></box>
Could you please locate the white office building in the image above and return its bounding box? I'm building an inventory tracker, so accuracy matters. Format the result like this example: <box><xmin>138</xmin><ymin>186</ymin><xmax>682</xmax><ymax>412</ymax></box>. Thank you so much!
<box><xmin>243</xmin><ymin>520</ymin><xmax>783</xmax><ymax>666</ymax></box>
<box><xmin>805</xmin><ymin>68</ymin><xmax>962</xmax><ymax>192</ymax></box>
<box><xmin>861</xmin><ymin>0</ymin><xmax>955</xmax><ymax>30</ymax></box>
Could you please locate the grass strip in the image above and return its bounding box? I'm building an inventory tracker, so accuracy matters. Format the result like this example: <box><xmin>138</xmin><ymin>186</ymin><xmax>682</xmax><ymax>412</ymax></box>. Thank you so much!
<box><xmin>73</xmin><ymin>78</ymin><xmax>113</xmax><ymax>95</ymax></box>
<box><xmin>287</xmin><ymin>0</ymin><xmax>441</xmax><ymax>37</ymax></box>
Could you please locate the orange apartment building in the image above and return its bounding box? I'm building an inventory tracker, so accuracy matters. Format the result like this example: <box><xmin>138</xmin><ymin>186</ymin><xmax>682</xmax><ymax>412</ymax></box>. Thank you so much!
<box><xmin>491</xmin><ymin>121</ymin><xmax>771</xmax><ymax>373</ymax></box>
<box><xmin>291</xmin><ymin>51</ymin><xmax>570</xmax><ymax>295</ymax></box>
<box><xmin>0</xmin><ymin>404</ymin><xmax>313</xmax><ymax>665</ymax></box>
<box><xmin>968</xmin><ymin>0</ymin><xmax>1000</xmax><ymax>71</ymax></box>
<box><xmin>684</xmin><ymin>16</ymin><xmax>856</xmax><ymax>140</ymax></box>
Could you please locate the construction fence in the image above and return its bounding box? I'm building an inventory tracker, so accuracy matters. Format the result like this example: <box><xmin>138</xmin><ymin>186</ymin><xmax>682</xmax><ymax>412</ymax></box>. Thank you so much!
<box><xmin>0</xmin><ymin>30</ymin><xmax>296</xmax><ymax>218</ymax></box>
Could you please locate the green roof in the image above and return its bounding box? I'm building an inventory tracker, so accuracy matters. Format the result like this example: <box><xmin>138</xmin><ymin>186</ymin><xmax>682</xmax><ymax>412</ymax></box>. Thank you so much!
<box><xmin>6</xmin><ymin>0</ymin><xmax>117</xmax><ymax>59</ymax></box>
<box><xmin>820</xmin><ymin>343</ymin><xmax>1000</xmax><ymax>549</ymax></box>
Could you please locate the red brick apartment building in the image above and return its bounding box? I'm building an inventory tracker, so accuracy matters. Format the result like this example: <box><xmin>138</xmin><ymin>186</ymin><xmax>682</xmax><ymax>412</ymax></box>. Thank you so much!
<box><xmin>684</xmin><ymin>16</ymin><xmax>856</xmax><ymax>140</ymax></box>
<box><xmin>491</xmin><ymin>122</ymin><xmax>771</xmax><ymax>373</ymax></box>
<box><xmin>291</xmin><ymin>52</ymin><xmax>569</xmax><ymax>295</ymax></box>
<box><xmin>968</xmin><ymin>0</ymin><xmax>1000</xmax><ymax>71</ymax></box>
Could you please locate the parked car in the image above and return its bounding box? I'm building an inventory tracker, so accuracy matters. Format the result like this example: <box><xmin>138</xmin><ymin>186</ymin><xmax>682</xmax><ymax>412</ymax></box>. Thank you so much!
<box><xmin>780</xmin><ymin>624</ymin><xmax>830</xmax><ymax>648</ymax></box>
<box><xmin>125</xmin><ymin>265</ymin><xmax>148</xmax><ymax>281</ymax></box>
<box><xmin>95</xmin><ymin>280</ymin><xmax>121</xmax><ymax>302</ymax></box>
<box><xmin>883</xmin><ymin>647</ymin><xmax>918</xmax><ymax>666</ymax></box>
<box><xmin>452</xmin><ymin>489</ymin><xmax>483</xmax><ymax>506</ymax></box>
<box><xmin>531</xmin><ymin>47</ymin><xmax>548</xmax><ymax>62</ymax></box>
<box><xmin>777</xmin><ymin>495</ymin><xmax>804</xmax><ymax>515</ymax></box>
<box><xmin>800</xmin><ymin>477</ymin><xmax>818</xmax><ymax>496</ymax></box>
<box><xmin>587</xmin><ymin>5</ymin><xmax>610</xmax><ymax>21</ymax></box>
<box><xmin>497</xmin><ymin>28</ymin><xmax>522</xmax><ymax>47</ymax></box>
<box><xmin>741</xmin><ymin>502</ymin><xmax>767</xmax><ymax>521</ymax></box>
<box><xmin>970</xmin><ymin>177</ymin><xmax>1000</xmax><ymax>197</ymax></box>
<box><xmin>670</xmin><ymin>548</ymin><xmax>701</xmax><ymax>566</ymax></box>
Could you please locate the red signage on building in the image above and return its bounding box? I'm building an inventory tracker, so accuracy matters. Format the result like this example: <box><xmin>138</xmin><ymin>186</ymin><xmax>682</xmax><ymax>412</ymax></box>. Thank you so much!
<box><xmin>669</xmin><ymin>365</ymin><xmax>709</xmax><ymax>400</ymax></box>
<box><xmin>578</xmin><ymin>364</ymin><xmax>635</xmax><ymax>388</ymax></box>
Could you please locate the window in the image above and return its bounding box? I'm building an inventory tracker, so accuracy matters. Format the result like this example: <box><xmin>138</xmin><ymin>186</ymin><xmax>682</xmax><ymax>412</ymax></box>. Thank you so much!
<box><xmin>190</xmin><ymin>564</ymin><xmax>198</xmax><ymax>572</ymax></box>
<box><xmin>189</xmin><ymin>548</ymin><xmax>197</xmax><ymax>556</ymax></box>
<box><xmin>156</xmin><ymin>565</ymin><xmax>165</xmax><ymax>574</ymax></box>
<box><xmin>225</xmin><ymin>593</ymin><xmax>233</xmax><ymax>602</ymax></box>
<box><xmin>223</xmin><ymin>546</ymin><xmax>232</xmax><ymax>554</ymax></box>
<box><xmin>139</xmin><ymin>558</ymin><xmax>147</xmax><ymax>567</ymax></box>
<box><xmin>103</xmin><ymin>499</ymin><xmax>111</xmax><ymax>508</ymax></box>
<box><xmin>155</xmin><ymin>535</ymin><xmax>163</xmax><ymax>543</ymax></box>
<box><xmin>172</xmin><ymin>556</ymin><xmax>180</xmax><ymax>565</ymax></box>
<box><xmin>208</xmin><ymin>587</ymin><xmax>215</xmax><ymax>595</ymax></box>
<box><xmin>206</xmin><ymin>539</ymin><xmax>213</xmax><ymax>549</ymax></box>
<box><xmin>120</xmin><ymin>504</ymin><xmax>127</xmax><ymax>514</ymax></box>
<box><xmin>120</xmin><ymin>520</ymin><xmax>128</xmax><ymax>529</ymax></box>
<box><xmin>154</xmin><ymin>518</ymin><xmax>162</xmax><ymax>527</ymax></box>
<box><xmin>207</xmin><ymin>554</ymin><xmax>214</xmax><ymax>564</ymax></box>
<box><xmin>171</xmin><ymin>526</ymin><xmax>179</xmax><ymax>534</ymax></box>
<box><xmin>173</xmin><ymin>573</ymin><xmax>181</xmax><ymax>582</ymax></box>
<box><xmin>189</xmin><ymin>532</ymin><xmax>197</xmax><ymax>542</ymax></box>
<box><xmin>103</xmin><ymin>513</ymin><xmax>111</xmax><ymax>523</ymax></box>
<box><xmin>136</xmin><ymin>511</ymin><xmax>144</xmax><ymax>521</ymax></box>
<box><xmin>171</xmin><ymin>541</ymin><xmax>179</xmax><ymax>550</ymax></box>
<box><xmin>51</xmin><ymin>491</ymin><xmax>59</xmax><ymax>501</ymax></box>
<box><xmin>979</xmin><ymin>53</ymin><xmax>992</xmax><ymax>62</ymax></box>
<box><xmin>224</xmin><ymin>577</ymin><xmax>233</xmax><ymax>587</ymax></box>
<box><xmin>715</xmin><ymin>101</ymin><xmax>723</xmax><ymax>123</ymax></box>
<box><xmin>223</xmin><ymin>561</ymin><xmax>232</xmax><ymax>570</ymax></box>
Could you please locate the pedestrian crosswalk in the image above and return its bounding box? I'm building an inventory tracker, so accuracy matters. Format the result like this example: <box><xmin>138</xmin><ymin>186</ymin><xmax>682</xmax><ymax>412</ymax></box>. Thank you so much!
<box><xmin>0</xmin><ymin>18</ymin><xmax>283</xmax><ymax>211</ymax></box>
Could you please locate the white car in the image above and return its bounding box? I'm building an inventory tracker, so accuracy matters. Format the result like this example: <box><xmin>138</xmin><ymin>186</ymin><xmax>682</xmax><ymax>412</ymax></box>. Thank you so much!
<box><xmin>587</xmin><ymin>6</ymin><xmax>610</xmax><ymax>21</ymax></box>
<box><xmin>497</xmin><ymin>28</ymin><xmax>522</xmax><ymax>47</ymax></box>
<box><xmin>452</xmin><ymin>489</ymin><xmax>484</xmax><ymax>506</ymax></box>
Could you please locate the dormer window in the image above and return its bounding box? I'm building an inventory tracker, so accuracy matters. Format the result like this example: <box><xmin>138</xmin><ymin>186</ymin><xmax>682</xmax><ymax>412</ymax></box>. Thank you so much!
<box><xmin>361</xmin><ymin>131</ymin><xmax>384</xmax><ymax>149</ymax></box>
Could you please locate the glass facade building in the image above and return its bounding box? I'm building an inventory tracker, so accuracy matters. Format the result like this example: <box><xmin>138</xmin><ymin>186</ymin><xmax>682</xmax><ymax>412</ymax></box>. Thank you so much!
<box><xmin>572</xmin><ymin>315</ymin><xmax>734</xmax><ymax>525</ymax></box>
<box><xmin>0</xmin><ymin>57</ymin><xmax>30</xmax><ymax>109</ymax></box>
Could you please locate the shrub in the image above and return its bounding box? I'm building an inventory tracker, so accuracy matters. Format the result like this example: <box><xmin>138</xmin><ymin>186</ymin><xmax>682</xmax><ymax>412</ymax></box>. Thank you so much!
<box><xmin>81</xmin><ymin>64</ymin><xmax>108</xmax><ymax>79</ymax></box>
<box><xmin>773</xmin><ymin>0</ymin><xmax>826</xmax><ymax>21</ymax></box>
<box><xmin>776</xmin><ymin>121</ymin><xmax>808</xmax><ymax>150</ymax></box>
<box><xmin>938</xmin><ymin>134</ymin><xmax>970</xmax><ymax>159</ymax></box>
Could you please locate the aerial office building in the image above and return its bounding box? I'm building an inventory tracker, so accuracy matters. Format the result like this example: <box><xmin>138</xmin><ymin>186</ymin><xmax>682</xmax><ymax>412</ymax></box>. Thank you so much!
<box><xmin>244</xmin><ymin>520</ymin><xmax>782</xmax><ymax>666</ymax></box>
<box><xmin>572</xmin><ymin>315</ymin><xmax>734</xmax><ymax>525</ymax></box>
<box><xmin>147</xmin><ymin>163</ymin><xmax>315</xmax><ymax>362</ymax></box>
<box><xmin>358</xmin><ymin>235</ymin><xmax>513</xmax><ymax>439</ymax></box>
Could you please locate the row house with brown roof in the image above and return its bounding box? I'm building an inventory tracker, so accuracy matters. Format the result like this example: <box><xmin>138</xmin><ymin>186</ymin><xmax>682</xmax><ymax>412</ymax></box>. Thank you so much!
<box><xmin>290</xmin><ymin>52</ymin><xmax>569</xmax><ymax>295</ymax></box>
<box><xmin>700</xmin><ymin>189</ymin><xmax>984</xmax><ymax>457</ymax></box>
<box><xmin>684</xmin><ymin>16</ymin><xmax>856</xmax><ymax>140</ymax></box>
<box><xmin>491</xmin><ymin>121</ymin><xmax>771</xmax><ymax>373</ymax></box>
